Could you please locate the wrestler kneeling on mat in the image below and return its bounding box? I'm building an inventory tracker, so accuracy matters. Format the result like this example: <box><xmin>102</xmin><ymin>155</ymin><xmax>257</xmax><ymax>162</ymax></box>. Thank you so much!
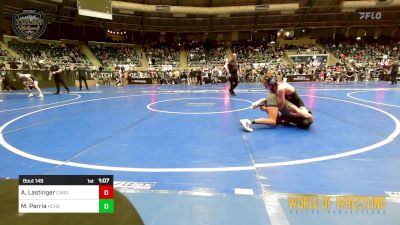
<box><xmin>17</xmin><ymin>73</ymin><xmax>44</xmax><ymax>98</ymax></box>
<box><xmin>240</xmin><ymin>93</ymin><xmax>313</xmax><ymax>132</ymax></box>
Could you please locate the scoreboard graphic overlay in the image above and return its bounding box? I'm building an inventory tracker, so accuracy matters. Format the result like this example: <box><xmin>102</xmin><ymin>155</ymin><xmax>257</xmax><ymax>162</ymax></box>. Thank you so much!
<box><xmin>18</xmin><ymin>175</ymin><xmax>114</xmax><ymax>213</ymax></box>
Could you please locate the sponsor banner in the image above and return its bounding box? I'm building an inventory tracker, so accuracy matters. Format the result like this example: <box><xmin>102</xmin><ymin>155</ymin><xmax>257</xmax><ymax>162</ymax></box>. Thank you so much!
<box><xmin>114</xmin><ymin>181</ymin><xmax>155</xmax><ymax>192</ymax></box>
<box><xmin>128</xmin><ymin>77</ymin><xmax>153</xmax><ymax>84</ymax></box>
<box><xmin>289</xmin><ymin>55</ymin><xmax>328</xmax><ymax>66</ymax></box>
<box><xmin>252</xmin><ymin>63</ymin><xmax>267</xmax><ymax>68</ymax></box>
<box><xmin>161</xmin><ymin>65</ymin><xmax>173</xmax><ymax>71</ymax></box>
<box><xmin>286</xmin><ymin>75</ymin><xmax>315</xmax><ymax>82</ymax></box>
<box><xmin>95</xmin><ymin>72</ymin><xmax>114</xmax><ymax>79</ymax></box>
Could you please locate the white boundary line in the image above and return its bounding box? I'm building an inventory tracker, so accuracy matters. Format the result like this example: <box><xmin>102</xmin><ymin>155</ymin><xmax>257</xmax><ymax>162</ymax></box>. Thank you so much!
<box><xmin>297</xmin><ymin>87</ymin><xmax>400</xmax><ymax>91</ymax></box>
<box><xmin>0</xmin><ymin>94</ymin><xmax>81</xmax><ymax>113</ymax></box>
<box><xmin>254</xmin><ymin>95</ymin><xmax>400</xmax><ymax>168</ymax></box>
<box><xmin>347</xmin><ymin>90</ymin><xmax>400</xmax><ymax>108</ymax></box>
<box><xmin>0</xmin><ymin>93</ymin><xmax>255</xmax><ymax>172</ymax></box>
<box><xmin>0</xmin><ymin>94</ymin><xmax>399</xmax><ymax>172</ymax></box>
<box><xmin>0</xmin><ymin>91</ymin><xmax>61</xmax><ymax>95</ymax></box>
<box><xmin>263</xmin><ymin>194</ymin><xmax>290</xmax><ymax>225</ymax></box>
<box><xmin>147</xmin><ymin>97</ymin><xmax>252</xmax><ymax>115</ymax></box>
<box><xmin>142</xmin><ymin>87</ymin><xmax>400</xmax><ymax>93</ymax></box>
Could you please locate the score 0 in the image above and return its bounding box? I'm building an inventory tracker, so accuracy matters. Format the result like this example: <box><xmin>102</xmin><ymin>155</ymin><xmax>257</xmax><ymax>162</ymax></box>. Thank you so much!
<box><xmin>99</xmin><ymin>184</ymin><xmax>114</xmax><ymax>213</ymax></box>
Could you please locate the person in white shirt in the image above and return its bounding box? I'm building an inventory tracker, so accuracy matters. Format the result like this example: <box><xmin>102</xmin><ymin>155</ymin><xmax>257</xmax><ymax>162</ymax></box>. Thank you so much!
<box><xmin>17</xmin><ymin>73</ymin><xmax>43</xmax><ymax>98</ymax></box>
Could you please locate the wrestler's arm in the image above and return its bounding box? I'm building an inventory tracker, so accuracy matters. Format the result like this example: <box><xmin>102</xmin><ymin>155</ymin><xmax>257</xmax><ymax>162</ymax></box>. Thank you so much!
<box><xmin>276</xmin><ymin>87</ymin><xmax>285</xmax><ymax>110</ymax></box>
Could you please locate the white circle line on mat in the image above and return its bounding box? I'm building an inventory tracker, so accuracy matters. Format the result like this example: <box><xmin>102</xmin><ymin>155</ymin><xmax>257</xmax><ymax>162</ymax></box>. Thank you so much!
<box><xmin>0</xmin><ymin>94</ymin><xmax>399</xmax><ymax>172</ymax></box>
<box><xmin>0</xmin><ymin>94</ymin><xmax>81</xmax><ymax>113</ymax></box>
<box><xmin>146</xmin><ymin>97</ymin><xmax>252</xmax><ymax>115</ymax></box>
<box><xmin>347</xmin><ymin>90</ymin><xmax>400</xmax><ymax>108</ymax></box>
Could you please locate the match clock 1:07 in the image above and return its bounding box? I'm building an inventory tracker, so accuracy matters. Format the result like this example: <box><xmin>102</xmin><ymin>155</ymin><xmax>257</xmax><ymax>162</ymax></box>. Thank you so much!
<box><xmin>98</xmin><ymin>178</ymin><xmax>110</xmax><ymax>184</ymax></box>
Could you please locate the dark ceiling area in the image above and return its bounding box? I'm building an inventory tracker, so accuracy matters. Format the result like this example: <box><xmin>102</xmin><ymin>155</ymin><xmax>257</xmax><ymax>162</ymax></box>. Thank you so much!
<box><xmin>2</xmin><ymin>0</ymin><xmax>400</xmax><ymax>33</ymax></box>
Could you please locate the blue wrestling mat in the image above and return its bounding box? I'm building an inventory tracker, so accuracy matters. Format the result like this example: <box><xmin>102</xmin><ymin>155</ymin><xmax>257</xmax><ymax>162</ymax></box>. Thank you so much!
<box><xmin>1</xmin><ymin>82</ymin><xmax>400</xmax><ymax>225</ymax></box>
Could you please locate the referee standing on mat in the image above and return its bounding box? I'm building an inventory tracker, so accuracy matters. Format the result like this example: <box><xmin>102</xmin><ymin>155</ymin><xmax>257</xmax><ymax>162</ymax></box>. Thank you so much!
<box><xmin>49</xmin><ymin>60</ymin><xmax>70</xmax><ymax>94</ymax></box>
<box><xmin>390</xmin><ymin>58</ymin><xmax>398</xmax><ymax>85</ymax></box>
<box><xmin>226</xmin><ymin>53</ymin><xmax>240</xmax><ymax>96</ymax></box>
<box><xmin>77</xmin><ymin>65</ymin><xmax>89</xmax><ymax>90</ymax></box>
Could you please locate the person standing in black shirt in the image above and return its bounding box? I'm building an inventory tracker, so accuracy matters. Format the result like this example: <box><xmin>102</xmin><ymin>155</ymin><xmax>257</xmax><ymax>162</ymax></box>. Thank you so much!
<box><xmin>189</xmin><ymin>69</ymin><xmax>196</xmax><ymax>84</ymax></box>
<box><xmin>196</xmin><ymin>69</ymin><xmax>202</xmax><ymax>85</ymax></box>
<box><xmin>49</xmin><ymin>61</ymin><xmax>70</xmax><ymax>94</ymax></box>
<box><xmin>0</xmin><ymin>63</ymin><xmax>13</xmax><ymax>91</ymax></box>
<box><xmin>226</xmin><ymin>53</ymin><xmax>240</xmax><ymax>96</ymax></box>
<box><xmin>390</xmin><ymin>59</ymin><xmax>398</xmax><ymax>85</ymax></box>
<box><xmin>77</xmin><ymin>65</ymin><xmax>89</xmax><ymax>90</ymax></box>
<box><xmin>9</xmin><ymin>59</ymin><xmax>19</xmax><ymax>70</ymax></box>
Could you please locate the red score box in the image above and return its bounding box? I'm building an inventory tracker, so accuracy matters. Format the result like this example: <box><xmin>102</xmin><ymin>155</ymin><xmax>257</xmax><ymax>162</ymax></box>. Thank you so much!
<box><xmin>99</xmin><ymin>185</ymin><xmax>114</xmax><ymax>199</ymax></box>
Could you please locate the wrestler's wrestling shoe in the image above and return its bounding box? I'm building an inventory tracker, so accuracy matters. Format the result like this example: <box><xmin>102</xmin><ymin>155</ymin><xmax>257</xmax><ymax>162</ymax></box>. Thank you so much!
<box><xmin>240</xmin><ymin>119</ymin><xmax>254</xmax><ymax>132</ymax></box>
<box><xmin>38</xmin><ymin>94</ymin><xmax>44</xmax><ymax>98</ymax></box>
<box><xmin>27</xmin><ymin>93</ymin><xmax>33</xmax><ymax>97</ymax></box>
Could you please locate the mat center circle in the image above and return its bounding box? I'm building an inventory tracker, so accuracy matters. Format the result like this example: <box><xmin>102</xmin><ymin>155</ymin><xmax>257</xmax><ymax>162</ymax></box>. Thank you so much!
<box><xmin>146</xmin><ymin>97</ymin><xmax>252</xmax><ymax>115</ymax></box>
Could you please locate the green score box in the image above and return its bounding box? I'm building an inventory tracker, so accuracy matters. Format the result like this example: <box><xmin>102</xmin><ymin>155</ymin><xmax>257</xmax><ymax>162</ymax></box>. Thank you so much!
<box><xmin>99</xmin><ymin>199</ymin><xmax>114</xmax><ymax>213</ymax></box>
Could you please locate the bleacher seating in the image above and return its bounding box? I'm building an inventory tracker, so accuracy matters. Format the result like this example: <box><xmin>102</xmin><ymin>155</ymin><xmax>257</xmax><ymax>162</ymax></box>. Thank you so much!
<box><xmin>89</xmin><ymin>43</ymin><xmax>141</xmax><ymax>69</ymax></box>
<box><xmin>186</xmin><ymin>41</ymin><xmax>226</xmax><ymax>66</ymax></box>
<box><xmin>8</xmin><ymin>39</ymin><xmax>91</xmax><ymax>69</ymax></box>
<box><xmin>145</xmin><ymin>42</ymin><xmax>180</xmax><ymax>67</ymax></box>
<box><xmin>232</xmin><ymin>40</ymin><xmax>282</xmax><ymax>64</ymax></box>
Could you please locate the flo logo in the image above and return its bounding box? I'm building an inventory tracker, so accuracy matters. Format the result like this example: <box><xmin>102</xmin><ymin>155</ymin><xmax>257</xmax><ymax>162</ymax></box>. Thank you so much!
<box><xmin>359</xmin><ymin>12</ymin><xmax>382</xmax><ymax>20</ymax></box>
<box><xmin>12</xmin><ymin>9</ymin><xmax>48</xmax><ymax>40</ymax></box>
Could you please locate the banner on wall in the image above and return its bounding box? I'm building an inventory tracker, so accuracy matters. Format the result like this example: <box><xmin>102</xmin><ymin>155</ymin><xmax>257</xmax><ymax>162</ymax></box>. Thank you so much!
<box><xmin>252</xmin><ymin>63</ymin><xmax>267</xmax><ymax>68</ymax></box>
<box><xmin>286</xmin><ymin>75</ymin><xmax>315</xmax><ymax>82</ymax></box>
<box><xmin>12</xmin><ymin>9</ymin><xmax>48</xmax><ymax>40</ymax></box>
<box><xmin>161</xmin><ymin>65</ymin><xmax>173</xmax><ymax>71</ymax></box>
<box><xmin>127</xmin><ymin>77</ymin><xmax>153</xmax><ymax>84</ymax></box>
